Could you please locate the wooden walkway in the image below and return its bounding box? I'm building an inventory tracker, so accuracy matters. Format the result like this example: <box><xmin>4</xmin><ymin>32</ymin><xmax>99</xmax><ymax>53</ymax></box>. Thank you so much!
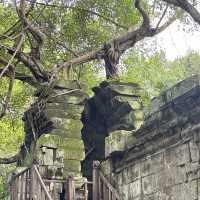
<box><xmin>10</xmin><ymin>161</ymin><xmax>121</xmax><ymax>200</ymax></box>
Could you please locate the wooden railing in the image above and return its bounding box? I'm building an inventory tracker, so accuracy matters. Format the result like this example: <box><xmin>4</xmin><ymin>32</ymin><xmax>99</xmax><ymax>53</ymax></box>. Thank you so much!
<box><xmin>92</xmin><ymin>161</ymin><xmax>121</xmax><ymax>200</ymax></box>
<box><xmin>10</xmin><ymin>165</ymin><xmax>53</xmax><ymax>200</ymax></box>
<box><xmin>31</xmin><ymin>165</ymin><xmax>53</xmax><ymax>200</ymax></box>
<box><xmin>10</xmin><ymin>162</ymin><xmax>119</xmax><ymax>200</ymax></box>
<box><xmin>10</xmin><ymin>167</ymin><xmax>30</xmax><ymax>200</ymax></box>
<box><xmin>10</xmin><ymin>165</ymin><xmax>90</xmax><ymax>200</ymax></box>
<box><xmin>64</xmin><ymin>173</ymin><xmax>90</xmax><ymax>200</ymax></box>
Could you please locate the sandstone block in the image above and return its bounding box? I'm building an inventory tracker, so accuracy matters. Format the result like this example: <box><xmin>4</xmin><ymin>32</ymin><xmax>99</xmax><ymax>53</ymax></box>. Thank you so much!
<box><xmin>102</xmin><ymin>81</ymin><xmax>141</xmax><ymax>96</ymax></box>
<box><xmin>63</xmin><ymin>159</ymin><xmax>81</xmax><ymax>176</ymax></box>
<box><xmin>49</xmin><ymin>118</ymin><xmax>83</xmax><ymax>134</ymax></box>
<box><xmin>105</xmin><ymin>130</ymin><xmax>135</xmax><ymax>158</ymax></box>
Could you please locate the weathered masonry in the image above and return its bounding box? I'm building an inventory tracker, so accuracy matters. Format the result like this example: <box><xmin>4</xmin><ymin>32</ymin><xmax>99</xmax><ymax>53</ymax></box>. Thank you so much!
<box><xmin>11</xmin><ymin>74</ymin><xmax>200</xmax><ymax>199</ymax></box>
<box><xmin>99</xmin><ymin>74</ymin><xmax>200</xmax><ymax>199</ymax></box>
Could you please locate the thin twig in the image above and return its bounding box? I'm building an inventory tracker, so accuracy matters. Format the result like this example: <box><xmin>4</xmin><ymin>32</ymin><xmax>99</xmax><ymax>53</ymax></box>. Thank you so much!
<box><xmin>0</xmin><ymin>66</ymin><xmax>15</xmax><ymax>119</ymax></box>
<box><xmin>0</xmin><ymin>33</ymin><xmax>24</xmax><ymax>79</ymax></box>
<box><xmin>155</xmin><ymin>3</ymin><xmax>169</xmax><ymax>31</ymax></box>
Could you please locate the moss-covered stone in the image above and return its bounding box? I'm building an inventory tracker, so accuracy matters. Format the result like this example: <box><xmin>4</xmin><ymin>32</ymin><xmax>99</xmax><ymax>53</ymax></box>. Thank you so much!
<box><xmin>63</xmin><ymin>149</ymin><xmax>85</xmax><ymax>161</ymax></box>
<box><xmin>60</xmin><ymin>138</ymin><xmax>84</xmax><ymax>151</ymax></box>
<box><xmin>50</xmin><ymin>118</ymin><xmax>83</xmax><ymax>133</ymax></box>
<box><xmin>50</xmin><ymin>128</ymin><xmax>82</xmax><ymax>139</ymax></box>
<box><xmin>46</xmin><ymin>103</ymin><xmax>84</xmax><ymax>118</ymax></box>
<box><xmin>144</xmin><ymin>74</ymin><xmax>200</xmax><ymax>119</ymax></box>
<box><xmin>101</xmin><ymin>81</ymin><xmax>141</xmax><ymax>96</ymax></box>
<box><xmin>105</xmin><ymin>130</ymin><xmax>136</xmax><ymax>158</ymax></box>
<box><xmin>38</xmin><ymin>135</ymin><xmax>84</xmax><ymax>150</ymax></box>
<box><xmin>63</xmin><ymin>159</ymin><xmax>81</xmax><ymax>176</ymax></box>
<box><xmin>50</xmin><ymin>90</ymin><xmax>88</xmax><ymax>105</ymax></box>
<box><xmin>101</xmin><ymin>159</ymin><xmax>113</xmax><ymax>177</ymax></box>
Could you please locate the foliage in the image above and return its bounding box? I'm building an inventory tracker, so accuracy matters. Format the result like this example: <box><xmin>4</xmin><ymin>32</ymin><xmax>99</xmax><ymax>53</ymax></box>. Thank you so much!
<box><xmin>0</xmin><ymin>79</ymin><xmax>34</xmax><ymax>199</ymax></box>
<box><xmin>121</xmin><ymin>50</ymin><xmax>200</xmax><ymax>105</ymax></box>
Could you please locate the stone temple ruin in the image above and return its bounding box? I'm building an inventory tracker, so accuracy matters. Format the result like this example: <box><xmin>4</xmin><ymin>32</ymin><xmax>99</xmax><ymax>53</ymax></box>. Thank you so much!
<box><xmin>11</xmin><ymin>74</ymin><xmax>200</xmax><ymax>199</ymax></box>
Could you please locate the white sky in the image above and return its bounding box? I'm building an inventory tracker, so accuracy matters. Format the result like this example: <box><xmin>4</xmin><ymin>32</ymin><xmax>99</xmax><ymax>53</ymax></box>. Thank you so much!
<box><xmin>156</xmin><ymin>21</ymin><xmax>200</xmax><ymax>61</ymax></box>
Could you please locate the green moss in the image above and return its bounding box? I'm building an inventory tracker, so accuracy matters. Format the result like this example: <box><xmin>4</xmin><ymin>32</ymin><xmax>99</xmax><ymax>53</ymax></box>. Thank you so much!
<box><xmin>63</xmin><ymin>160</ymin><xmax>81</xmax><ymax>176</ymax></box>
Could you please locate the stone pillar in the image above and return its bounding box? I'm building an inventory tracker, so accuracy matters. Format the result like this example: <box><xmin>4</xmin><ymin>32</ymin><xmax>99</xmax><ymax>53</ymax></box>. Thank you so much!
<box><xmin>37</xmin><ymin>80</ymin><xmax>88</xmax><ymax>177</ymax></box>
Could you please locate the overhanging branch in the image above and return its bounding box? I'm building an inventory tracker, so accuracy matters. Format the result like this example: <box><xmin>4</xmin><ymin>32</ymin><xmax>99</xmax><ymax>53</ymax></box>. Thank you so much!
<box><xmin>52</xmin><ymin>0</ymin><xmax>164</xmax><ymax>78</ymax></box>
<box><xmin>163</xmin><ymin>0</ymin><xmax>200</xmax><ymax>25</ymax></box>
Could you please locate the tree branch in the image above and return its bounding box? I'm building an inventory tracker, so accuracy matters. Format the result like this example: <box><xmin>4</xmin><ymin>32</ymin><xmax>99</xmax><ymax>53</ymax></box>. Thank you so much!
<box><xmin>155</xmin><ymin>13</ymin><xmax>177</xmax><ymax>34</ymax></box>
<box><xmin>0</xmin><ymin>145</ymin><xmax>26</xmax><ymax>164</ymax></box>
<box><xmin>0</xmin><ymin>66</ymin><xmax>15</xmax><ymax>119</ymax></box>
<box><xmin>19</xmin><ymin>0</ymin><xmax>45</xmax><ymax>47</ymax></box>
<box><xmin>1</xmin><ymin>44</ymin><xmax>46</xmax><ymax>81</ymax></box>
<box><xmin>155</xmin><ymin>3</ymin><xmax>169</xmax><ymax>31</ymax></box>
<box><xmin>0</xmin><ymin>68</ymin><xmax>38</xmax><ymax>86</ymax></box>
<box><xmin>163</xmin><ymin>0</ymin><xmax>200</xmax><ymax>25</ymax></box>
<box><xmin>0</xmin><ymin>33</ymin><xmax>24</xmax><ymax>79</ymax></box>
<box><xmin>52</xmin><ymin>0</ymin><xmax>156</xmax><ymax>77</ymax></box>
<box><xmin>0</xmin><ymin>56</ymin><xmax>39</xmax><ymax>86</ymax></box>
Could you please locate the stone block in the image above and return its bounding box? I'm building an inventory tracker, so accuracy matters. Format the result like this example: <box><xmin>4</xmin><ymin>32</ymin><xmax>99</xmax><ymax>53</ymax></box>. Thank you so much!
<box><xmin>63</xmin><ymin>159</ymin><xmax>81</xmax><ymax>176</ymax></box>
<box><xmin>129</xmin><ymin>163</ymin><xmax>141</xmax><ymax>182</ymax></box>
<box><xmin>171</xmin><ymin>183</ymin><xmax>192</xmax><ymax>200</ymax></box>
<box><xmin>101</xmin><ymin>159</ymin><xmax>113</xmax><ymax>176</ymax></box>
<box><xmin>116</xmin><ymin>172</ymin><xmax>123</xmax><ymax>186</ymax></box>
<box><xmin>141</xmin><ymin>152</ymin><xmax>164</xmax><ymax>177</ymax></box>
<box><xmin>143</xmin><ymin>193</ymin><xmax>158</xmax><ymax>200</ymax></box>
<box><xmin>198</xmin><ymin>179</ymin><xmax>200</xmax><ymax>199</ymax></box>
<box><xmin>190</xmin><ymin>180</ymin><xmax>198</xmax><ymax>200</ymax></box>
<box><xmin>50</xmin><ymin>89</ymin><xmax>88</xmax><ymax>105</ymax></box>
<box><xmin>45</xmin><ymin>108</ymin><xmax>82</xmax><ymax>120</ymax></box>
<box><xmin>168</xmin><ymin>74</ymin><xmax>200</xmax><ymax>102</ymax></box>
<box><xmin>37</xmin><ymin>135</ymin><xmax>58</xmax><ymax>149</ymax></box>
<box><xmin>144</xmin><ymin>74</ymin><xmax>200</xmax><ymax>118</ymax></box>
<box><xmin>128</xmin><ymin>179</ymin><xmax>141</xmax><ymax>199</ymax></box>
<box><xmin>144</xmin><ymin>96</ymin><xmax>165</xmax><ymax>119</ymax></box>
<box><xmin>120</xmin><ymin>184</ymin><xmax>129</xmax><ymax>200</ymax></box>
<box><xmin>104</xmin><ymin>81</ymin><xmax>141</xmax><ymax>96</ymax></box>
<box><xmin>50</xmin><ymin>118</ymin><xmax>83</xmax><ymax>133</ymax></box>
<box><xmin>46</xmin><ymin>102</ymin><xmax>83</xmax><ymax>113</ymax></box>
<box><xmin>113</xmin><ymin>96</ymin><xmax>142</xmax><ymax>110</ymax></box>
<box><xmin>189</xmin><ymin>140</ymin><xmax>199</xmax><ymax>163</ymax></box>
<box><xmin>156</xmin><ymin>166</ymin><xmax>186</xmax><ymax>189</ymax></box>
<box><xmin>164</xmin><ymin>143</ymin><xmax>190</xmax><ymax>167</ymax></box>
<box><xmin>60</xmin><ymin>138</ymin><xmax>84</xmax><ymax>151</ymax></box>
<box><xmin>50</xmin><ymin>128</ymin><xmax>82</xmax><ymax>139</ymax></box>
<box><xmin>105</xmin><ymin>130</ymin><xmax>135</xmax><ymax>158</ymax></box>
<box><xmin>41</xmin><ymin>148</ymin><xmax>54</xmax><ymax>166</ymax></box>
<box><xmin>142</xmin><ymin>173</ymin><xmax>157</xmax><ymax>195</ymax></box>
<box><xmin>63</xmin><ymin>149</ymin><xmax>85</xmax><ymax>161</ymax></box>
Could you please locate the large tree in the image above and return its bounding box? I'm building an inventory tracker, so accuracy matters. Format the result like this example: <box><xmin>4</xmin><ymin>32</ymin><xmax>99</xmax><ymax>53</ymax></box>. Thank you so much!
<box><xmin>0</xmin><ymin>0</ymin><xmax>200</xmax><ymax>165</ymax></box>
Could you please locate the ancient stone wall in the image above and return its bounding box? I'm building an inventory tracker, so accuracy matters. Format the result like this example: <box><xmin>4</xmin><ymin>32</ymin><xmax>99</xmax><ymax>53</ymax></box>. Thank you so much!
<box><xmin>102</xmin><ymin>74</ymin><xmax>200</xmax><ymax>199</ymax></box>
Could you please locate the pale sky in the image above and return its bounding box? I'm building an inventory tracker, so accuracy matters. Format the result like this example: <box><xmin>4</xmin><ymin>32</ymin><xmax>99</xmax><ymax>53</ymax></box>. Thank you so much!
<box><xmin>156</xmin><ymin>21</ymin><xmax>200</xmax><ymax>61</ymax></box>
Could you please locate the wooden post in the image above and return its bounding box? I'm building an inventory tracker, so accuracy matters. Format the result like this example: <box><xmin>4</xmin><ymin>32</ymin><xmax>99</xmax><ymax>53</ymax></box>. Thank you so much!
<box><xmin>92</xmin><ymin>161</ymin><xmax>100</xmax><ymax>200</ymax></box>
<box><xmin>33</xmin><ymin>165</ymin><xmax>53</xmax><ymax>200</ymax></box>
<box><xmin>65</xmin><ymin>173</ymin><xmax>75</xmax><ymax>200</ymax></box>
<box><xmin>84</xmin><ymin>181</ymin><xmax>88</xmax><ymax>200</ymax></box>
<box><xmin>30</xmin><ymin>166</ymin><xmax>35</xmax><ymax>200</ymax></box>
